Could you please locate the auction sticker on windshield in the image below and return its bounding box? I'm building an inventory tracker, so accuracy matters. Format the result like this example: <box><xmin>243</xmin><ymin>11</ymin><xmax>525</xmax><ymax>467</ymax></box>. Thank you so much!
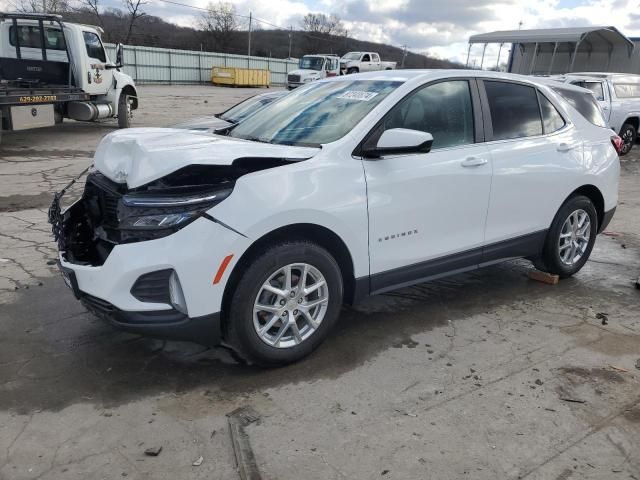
<box><xmin>337</xmin><ymin>91</ymin><xmax>380</xmax><ymax>101</ymax></box>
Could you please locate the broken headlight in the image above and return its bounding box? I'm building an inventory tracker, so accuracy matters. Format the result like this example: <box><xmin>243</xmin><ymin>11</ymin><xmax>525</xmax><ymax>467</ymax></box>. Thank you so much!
<box><xmin>119</xmin><ymin>188</ymin><xmax>232</xmax><ymax>231</ymax></box>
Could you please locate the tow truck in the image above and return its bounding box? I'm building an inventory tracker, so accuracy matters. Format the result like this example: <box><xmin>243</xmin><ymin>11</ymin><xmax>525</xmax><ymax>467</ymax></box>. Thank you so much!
<box><xmin>0</xmin><ymin>12</ymin><xmax>138</xmax><ymax>144</ymax></box>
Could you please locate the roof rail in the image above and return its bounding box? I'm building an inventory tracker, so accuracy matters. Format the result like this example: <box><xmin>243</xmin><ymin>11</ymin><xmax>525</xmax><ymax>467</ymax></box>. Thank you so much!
<box><xmin>0</xmin><ymin>11</ymin><xmax>63</xmax><ymax>21</ymax></box>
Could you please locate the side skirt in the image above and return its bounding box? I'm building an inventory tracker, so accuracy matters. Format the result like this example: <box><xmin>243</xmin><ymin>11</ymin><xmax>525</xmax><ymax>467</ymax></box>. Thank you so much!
<box><xmin>363</xmin><ymin>230</ymin><xmax>547</xmax><ymax>298</ymax></box>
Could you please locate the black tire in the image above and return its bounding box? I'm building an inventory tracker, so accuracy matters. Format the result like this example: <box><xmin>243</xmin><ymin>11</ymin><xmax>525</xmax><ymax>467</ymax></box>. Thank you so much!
<box><xmin>619</xmin><ymin>123</ymin><xmax>636</xmax><ymax>156</ymax></box>
<box><xmin>226</xmin><ymin>241</ymin><xmax>344</xmax><ymax>366</ymax></box>
<box><xmin>117</xmin><ymin>94</ymin><xmax>132</xmax><ymax>129</ymax></box>
<box><xmin>534</xmin><ymin>195</ymin><xmax>598</xmax><ymax>278</ymax></box>
<box><xmin>347</xmin><ymin>67</ymin><xmax>358</xmax><ymax>75</ymax></box>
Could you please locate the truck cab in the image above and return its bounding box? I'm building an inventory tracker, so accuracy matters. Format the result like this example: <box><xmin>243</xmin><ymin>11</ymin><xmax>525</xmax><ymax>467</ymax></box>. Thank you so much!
<box><xmin>339</xmin><ymin>51</ymin><xmax>397</xmax><ymax>75</ymax></box>
<box><xmin>286</xmin><ymin>54</ymin><xmax>339</xmax><ymax>89</ymax></box>
<box><xmin>0</xmin><ymin>12</ymin><xmax>138</xmax><ymax>140</ymax></box>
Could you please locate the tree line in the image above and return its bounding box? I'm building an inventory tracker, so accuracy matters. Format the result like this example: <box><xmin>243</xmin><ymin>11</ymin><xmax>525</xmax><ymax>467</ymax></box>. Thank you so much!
<box><xmin>10</xmin><ymin>0</ymin><xmax>460</xmax><ymax>68</ymax></box>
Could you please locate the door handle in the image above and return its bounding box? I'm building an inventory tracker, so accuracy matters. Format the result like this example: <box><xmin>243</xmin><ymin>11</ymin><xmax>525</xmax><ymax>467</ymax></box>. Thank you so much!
<box><xmin>461</xmin><ymin>157</ymin><xmax>488</xmax><ymax>167</ymax></box>
<box><xmin>557</xmin><ymin>142</ymin><xmax>578</xmax><ymax>152</ymax></box>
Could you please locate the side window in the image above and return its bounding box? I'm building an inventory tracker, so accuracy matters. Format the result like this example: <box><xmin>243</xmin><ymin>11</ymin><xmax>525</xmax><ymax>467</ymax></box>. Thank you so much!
<box><xmin>538</xmin><ymin>93</ymin><xmax>565</xmax><ymax>134</ymax></box>
<box><xmin>362</xmin><ymin>54</ymin><xmax>371</xmax><ymax>62</ymax></box>
<box><xmin>485</xmin><ymin>81</ymin><xmax>542</xmax><ymax>140</ymax></box>
<box><xmin>372</xmin><ymin>53</ymin><xmax>380</xmax><ymax>62</ymax></box>
<box><xmin>10</xmin><ymin>25</ymin><xmax>42</xmax><ymax>49</ymax></box>
<box><xmin>83</xmin><ymin>31</ymin><xmax>106</xmax><ymax>62</ymax></box>
<box><xmin>383</xmin><ymin>80</ymin><xmax>475</xmax><ymax>150</ymax></box>
<box><xmin>573</xmin><ymin>81</ymin><xmax>605</xmax><ymax>101</ymax></box>
<box><xmin>44</xmin><ymin>27</ymin><xmax>66</xmax><ymax>50</ymax></box>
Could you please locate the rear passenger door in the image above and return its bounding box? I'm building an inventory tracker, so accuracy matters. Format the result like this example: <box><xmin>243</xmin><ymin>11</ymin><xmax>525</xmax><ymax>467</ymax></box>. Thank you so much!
<box><xmin>480</xmin><ymin>80</ymin><xmax>584</xmax><ymax>262</ymax></box>
<box><xmin>362</xmin><ymin>79</ymin><xmax>493</xmax><ymax>292</ymax></box>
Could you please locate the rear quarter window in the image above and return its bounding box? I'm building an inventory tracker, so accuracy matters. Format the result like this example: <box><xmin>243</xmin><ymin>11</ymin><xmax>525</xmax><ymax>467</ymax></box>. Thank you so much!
<box><xmin>551</xmin><ymin>87</ymin><xmax>608</xmax><ymax>128</ymax></box>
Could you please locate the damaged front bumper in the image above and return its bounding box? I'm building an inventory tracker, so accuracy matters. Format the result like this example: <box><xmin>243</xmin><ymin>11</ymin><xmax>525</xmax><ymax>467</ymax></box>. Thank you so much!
<box><xmin>48</xmin><ymin>172</ymin><xmax>250</xmax><ymax>346</ymax></box>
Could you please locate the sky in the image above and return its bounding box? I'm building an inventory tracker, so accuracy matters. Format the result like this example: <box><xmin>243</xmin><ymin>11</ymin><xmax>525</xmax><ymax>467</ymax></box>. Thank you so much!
<box><xmin>3</xmin><ymin>0</ymin><xmax>640</xmax><ymax>64</ymax></box>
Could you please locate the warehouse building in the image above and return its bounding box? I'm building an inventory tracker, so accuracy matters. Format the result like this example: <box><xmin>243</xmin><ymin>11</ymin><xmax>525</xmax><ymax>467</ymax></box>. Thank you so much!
<box><xmin>468</xmin><ymin>26</ymin><xmax>638</xmax><ymax>75</ymax></box>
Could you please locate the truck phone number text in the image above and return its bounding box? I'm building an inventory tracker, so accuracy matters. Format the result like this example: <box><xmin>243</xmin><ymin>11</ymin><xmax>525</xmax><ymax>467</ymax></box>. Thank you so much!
<box><xmin>19</xmin><ymin>95</ymin><xmax>57</xmax><ymax>104</ymax></box>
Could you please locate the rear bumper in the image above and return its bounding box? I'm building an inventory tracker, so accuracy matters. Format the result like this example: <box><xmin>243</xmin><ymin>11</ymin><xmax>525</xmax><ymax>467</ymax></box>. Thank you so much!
<box><xmin>81</xmin><ymin>291</ymin><xmax>221</xmax><ymax>345</ymax></box>
<box><xmin>599</xmin><ymin>206</ymin><xmax>616</xmax><ymax>233</ymax></box>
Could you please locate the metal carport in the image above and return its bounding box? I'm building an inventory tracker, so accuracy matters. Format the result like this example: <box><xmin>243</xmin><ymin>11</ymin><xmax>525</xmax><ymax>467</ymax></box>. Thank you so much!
<box><xmin>467</xmin><ymin>26</ymin><xmax>635</xmax><ymax>74</ymax></box>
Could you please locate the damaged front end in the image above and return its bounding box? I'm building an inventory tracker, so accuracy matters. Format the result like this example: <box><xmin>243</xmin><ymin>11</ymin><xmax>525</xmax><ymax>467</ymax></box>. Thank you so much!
<box><xmin>49</xmin><ymin>164</ymin><xmax>249</xmax><ymax>267</ymax></box>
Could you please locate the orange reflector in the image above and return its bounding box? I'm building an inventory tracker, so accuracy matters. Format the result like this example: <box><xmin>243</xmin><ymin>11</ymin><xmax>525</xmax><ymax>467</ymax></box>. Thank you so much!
<box><xmin>213</xmin><ymin>254</ymin><xmax>234</xmax><ymax>285</ymax></box>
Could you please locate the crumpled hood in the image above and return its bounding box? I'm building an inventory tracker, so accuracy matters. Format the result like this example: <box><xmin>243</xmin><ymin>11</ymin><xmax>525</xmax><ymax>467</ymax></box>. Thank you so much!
<box><xmin>93</xmin><ymin>128</ymin><xmax>321</xmax><ymax>189</ymax></box>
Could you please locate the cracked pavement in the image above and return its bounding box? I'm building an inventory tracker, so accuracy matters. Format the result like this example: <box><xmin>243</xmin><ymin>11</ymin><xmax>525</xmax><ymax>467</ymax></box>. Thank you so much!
<box><xmin>1</xmin><ymin>85</ymin><xmax>639</xmax><ymax>480</ymax></box>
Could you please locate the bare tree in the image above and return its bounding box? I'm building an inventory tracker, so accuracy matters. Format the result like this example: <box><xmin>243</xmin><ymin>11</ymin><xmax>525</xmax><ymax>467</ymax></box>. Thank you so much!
<box><xmin>77</xmin><ymin>0</ymin><xmax>104</xmax><ymax>29</ymax></box>
<box><xmin>200</xmin><ymin>1</ymin><xmax>238</xmax><ymax>51</ymax></box>
<box><xmin>301</xmin><ymin>13</ymin><xmax>345</xmax><ymax>36</ymax></box>
<box><xmin>123</xmin><ymin>0</ymin><xmax>146</xmax><ymax>44</ymax></box>
<box><xmin>14</xmin><ymin>0</ymin><xmax>69</xmax><ymax>13</ymax></box>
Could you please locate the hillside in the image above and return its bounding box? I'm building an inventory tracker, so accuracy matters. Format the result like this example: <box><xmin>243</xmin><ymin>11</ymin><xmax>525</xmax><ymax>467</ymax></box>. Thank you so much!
<box><xmin>62</xmin><ymin>9</ymin><xmax>460</xmax><ymax>69</ymax></box>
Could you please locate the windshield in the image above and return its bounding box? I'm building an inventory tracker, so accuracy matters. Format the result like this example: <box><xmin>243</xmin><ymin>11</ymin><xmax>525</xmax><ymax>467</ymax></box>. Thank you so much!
<box><xmin>342</xmin><ymin>52</ymin><xmax>361</xmax><ymax>60</ymax></box>
<box><xmin>219</xmin><ymin>95</ymin><xmax>277</xmax><ymax>123</ymax></box>
<box><xmin>299</xmin><ymin>56</ymin><xmax>324</xmax><ymax>71</ymax></box>
<box><xmin>552</xmin><ymin>87</ymin><xmax>608</xmax><ymax>128</ymax></box>
<box><xmin>229</xmin><ymin>80</ymin><xmax>402</xmax><ymax>146</ymax></box>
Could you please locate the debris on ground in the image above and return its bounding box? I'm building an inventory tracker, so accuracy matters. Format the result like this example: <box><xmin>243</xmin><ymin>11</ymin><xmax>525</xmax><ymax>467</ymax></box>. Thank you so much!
<box><xmin>602</xmin><ymin>231</ymin><xmax>623</xmax><ymax>237</ymax></box>
<box><xmin>609</xmin><ymin>365</ymin><xmax>629</xmax><ymax>373</ymax></box>
<box><xmin>635</xmin><ymin>358</ymin><xmax>640</xmax><ymax>371</ymax></box>
<box><xmin>395</xmin><ymin>409</ymin><xmax>418</xmax><ymax>417</ymax></box>
<box><xmin>560</xmin><ymin>397</ymin><xmax>586</xmax><ymax>404</ymax></box>
<box><xmin>144</xmin><ymin>446</ymin><xmax>163</xmax><ymax>456</ymax></box>
<box><xmin>192</xmin><ymin>456</ymin><xmax>204</xmax><ymax>466</ymax></box>
<box><xmin>227</xmin><ymin>406</ymin><xmax>262</xmax><ymax>480</ymax></box>
<box><xmin>534</xmin><ymin>379</ymin><xmax>544</xmax><ymax>386</ymax></box>
<box><xmin>596</xmin><ymin>312</ymin><xmax>609</xmax><ymax>325</ymax></box>
<box><xmin>528</xmin><ymin>270</ymin><xmax>559</xmax><ymax>285</ymax></box>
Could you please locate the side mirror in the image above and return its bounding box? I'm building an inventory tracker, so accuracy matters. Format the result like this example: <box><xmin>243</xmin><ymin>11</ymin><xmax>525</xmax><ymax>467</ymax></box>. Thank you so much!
<box><xmin>115</xmin><ymin>43</ymin><xmax>124</xmax><ymax>68</ymax></box>
<box><xmin>362</xmin><ymin>128</ymin><xmax>433</xmax><ymax>158</ymax></box>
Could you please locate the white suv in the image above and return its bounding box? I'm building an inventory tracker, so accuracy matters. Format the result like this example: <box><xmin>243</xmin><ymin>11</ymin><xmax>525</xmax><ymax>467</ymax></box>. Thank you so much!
<box><xmin>51</xmin><ymin>70</ymin><xmax>620</xmax><ymax>366</ymax></box>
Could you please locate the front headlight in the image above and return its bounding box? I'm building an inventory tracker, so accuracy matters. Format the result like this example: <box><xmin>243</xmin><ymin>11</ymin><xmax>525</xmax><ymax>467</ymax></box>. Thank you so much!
<box><xmin>119</xmin><ymin>188</ymin><xmax>232</xmax><ymax>231</ymax></box>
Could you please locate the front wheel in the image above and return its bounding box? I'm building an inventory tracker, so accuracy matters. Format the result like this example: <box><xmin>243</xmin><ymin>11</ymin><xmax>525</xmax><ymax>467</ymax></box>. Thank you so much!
<box><xmin>347</xmin><ymin>68</ymin><xmax>358</xmax><ymax>75</ymax></box>
<box><xmin>226</xmin><ymin>241</ymin><xmax>344</xmax><ymax>366</ymax></box>
<box><xmin>117</xmin><ymin>94</ymin><xmax>133</xmax><ymax>128</ymax></box>
<box><xmin>619</xmin><ymin>123</ymin><xmax>636</xmax><ymax>155</ymax></box>
<box><xmin>534</xmin><ymin>195</ymin><xmax>598</xmax><ymax>278</ymax></box>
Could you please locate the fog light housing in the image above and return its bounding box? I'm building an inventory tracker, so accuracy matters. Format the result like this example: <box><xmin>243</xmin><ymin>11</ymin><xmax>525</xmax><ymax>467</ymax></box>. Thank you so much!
<box><xmin>169</xmin><ymin>271</ymin><xmax>188</xmax><ymax>315</ymax></box>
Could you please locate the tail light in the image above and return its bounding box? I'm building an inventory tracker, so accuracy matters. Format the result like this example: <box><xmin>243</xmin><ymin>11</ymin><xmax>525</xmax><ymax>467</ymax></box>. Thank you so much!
<box><xmin>611</xmin><ymin>135</ymin><xmax>623</xmax><ymax>155</ymax></box>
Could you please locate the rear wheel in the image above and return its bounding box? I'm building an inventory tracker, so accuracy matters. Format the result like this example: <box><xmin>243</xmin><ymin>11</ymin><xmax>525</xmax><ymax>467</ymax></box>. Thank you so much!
<box><xmin>117</xmin><ymin>94</ymin><xmax>133</xmax><ymax>128</ymax></box>
<box><xmin>534</xmin><ymin>195</ymin><xmax>598</xmax><ymax>278</ymax></box>
<box><xmin>619</xmin><ymin>123</ymin><xmax>636</xmax><ymax>155</ymax></box>
<box><xmin>226</xmin><ymin>241</ymin><xmax>343</xmax><ymax>366</ymax></box>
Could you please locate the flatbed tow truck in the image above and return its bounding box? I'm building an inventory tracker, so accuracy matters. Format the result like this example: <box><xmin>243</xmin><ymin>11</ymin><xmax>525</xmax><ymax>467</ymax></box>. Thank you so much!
<box><xmin>0</xmin><ymin>12</ymin><xmax>138</xmax><ymax>144</ymax></box>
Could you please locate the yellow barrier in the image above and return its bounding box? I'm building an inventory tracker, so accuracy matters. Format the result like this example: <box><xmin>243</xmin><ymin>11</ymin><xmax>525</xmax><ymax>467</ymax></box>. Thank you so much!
<box><xmin>211</xmin><ymin>67</ymin><xmax>270</xmax><ymax>87</ymax></box>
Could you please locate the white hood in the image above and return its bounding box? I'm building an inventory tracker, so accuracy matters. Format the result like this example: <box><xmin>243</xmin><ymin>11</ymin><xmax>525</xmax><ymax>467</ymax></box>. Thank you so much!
<box><xmin>93</xmin><ymin>128</ymin><xmax>320</xmax><ymax>189</ymax></box>
<box><xmin>289</xmin><ymin>69</ymin><xmax>322</xmax><ymax>79</ymax></box>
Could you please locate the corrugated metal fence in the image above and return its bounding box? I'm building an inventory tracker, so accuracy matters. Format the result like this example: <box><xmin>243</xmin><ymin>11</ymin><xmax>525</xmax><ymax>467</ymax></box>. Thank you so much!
<box><xmin>104</xmin><ymin>43</ymin><xmax>298</xmax><ymax>86</ymax></box>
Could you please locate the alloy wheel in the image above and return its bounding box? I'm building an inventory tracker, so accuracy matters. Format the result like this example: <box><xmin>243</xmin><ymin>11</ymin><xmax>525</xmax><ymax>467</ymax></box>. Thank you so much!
<box><xmin>558</xmin><ymin>209</ymin><xmax>591</xmax><ymax>266</ymax></box>
<box><xmin>621</xmin><ymin>127</ymin><xmax>634</xmax><ymax>154</ymax></box>
<box><xmin>253</xmin><ymin>263</ymin><xmax>329</xmax><ymax>348</ymax></box>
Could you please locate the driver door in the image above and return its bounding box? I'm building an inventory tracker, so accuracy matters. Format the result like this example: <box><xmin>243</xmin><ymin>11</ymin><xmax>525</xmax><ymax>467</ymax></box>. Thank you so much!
<box><xmin>361</xmin><ymin>79</ymin><xmax>492</xmax><ymax>292</ymax></box>
<box><xmin>82</xmin><ymin>30</ymin><xmax>113</xmax><ymax>96</ymax></box>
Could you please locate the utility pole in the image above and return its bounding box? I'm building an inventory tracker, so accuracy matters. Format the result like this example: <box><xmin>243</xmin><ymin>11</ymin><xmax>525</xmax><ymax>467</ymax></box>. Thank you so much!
<box><xmin>288</xmin><ymin>26</ymin><xmax>292</xmax><ymax>58</ymax></box>
<box><xmin>401</xmin><ymin>44</ymin><xmax>407</xmax><ymax>68</ymax></box>
<box><xmin>247</xmin><ymin>11</ymin><xmax>252</xmax><ymax>57</ymax></box>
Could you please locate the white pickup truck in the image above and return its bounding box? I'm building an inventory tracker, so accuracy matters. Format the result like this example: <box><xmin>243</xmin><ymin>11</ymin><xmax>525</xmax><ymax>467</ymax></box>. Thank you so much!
<box><xmin>0</xmin><ymin>12</ymin><xmax>138</xmax><ymax>143</ymax></box>
<box><xmin>339</xmin><ymin>51</ymin><xmax>396</xmax><ymax>75</ymax></box>
<box><xmin>552</xmin><ymin>72</ymin><xmax>640</xmax><ymax>155</ymax></box>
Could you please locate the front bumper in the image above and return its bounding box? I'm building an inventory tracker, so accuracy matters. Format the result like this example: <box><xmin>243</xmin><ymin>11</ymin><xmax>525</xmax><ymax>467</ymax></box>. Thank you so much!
<box><xmin>81</xmin><ymin>289</ymin><xmax>221</xmax><ymax>345</ymax></box>
<box><xmin>54</xmin><ymin>200</ymin><xmax>250</xmax><ymax>344</ymax></box>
